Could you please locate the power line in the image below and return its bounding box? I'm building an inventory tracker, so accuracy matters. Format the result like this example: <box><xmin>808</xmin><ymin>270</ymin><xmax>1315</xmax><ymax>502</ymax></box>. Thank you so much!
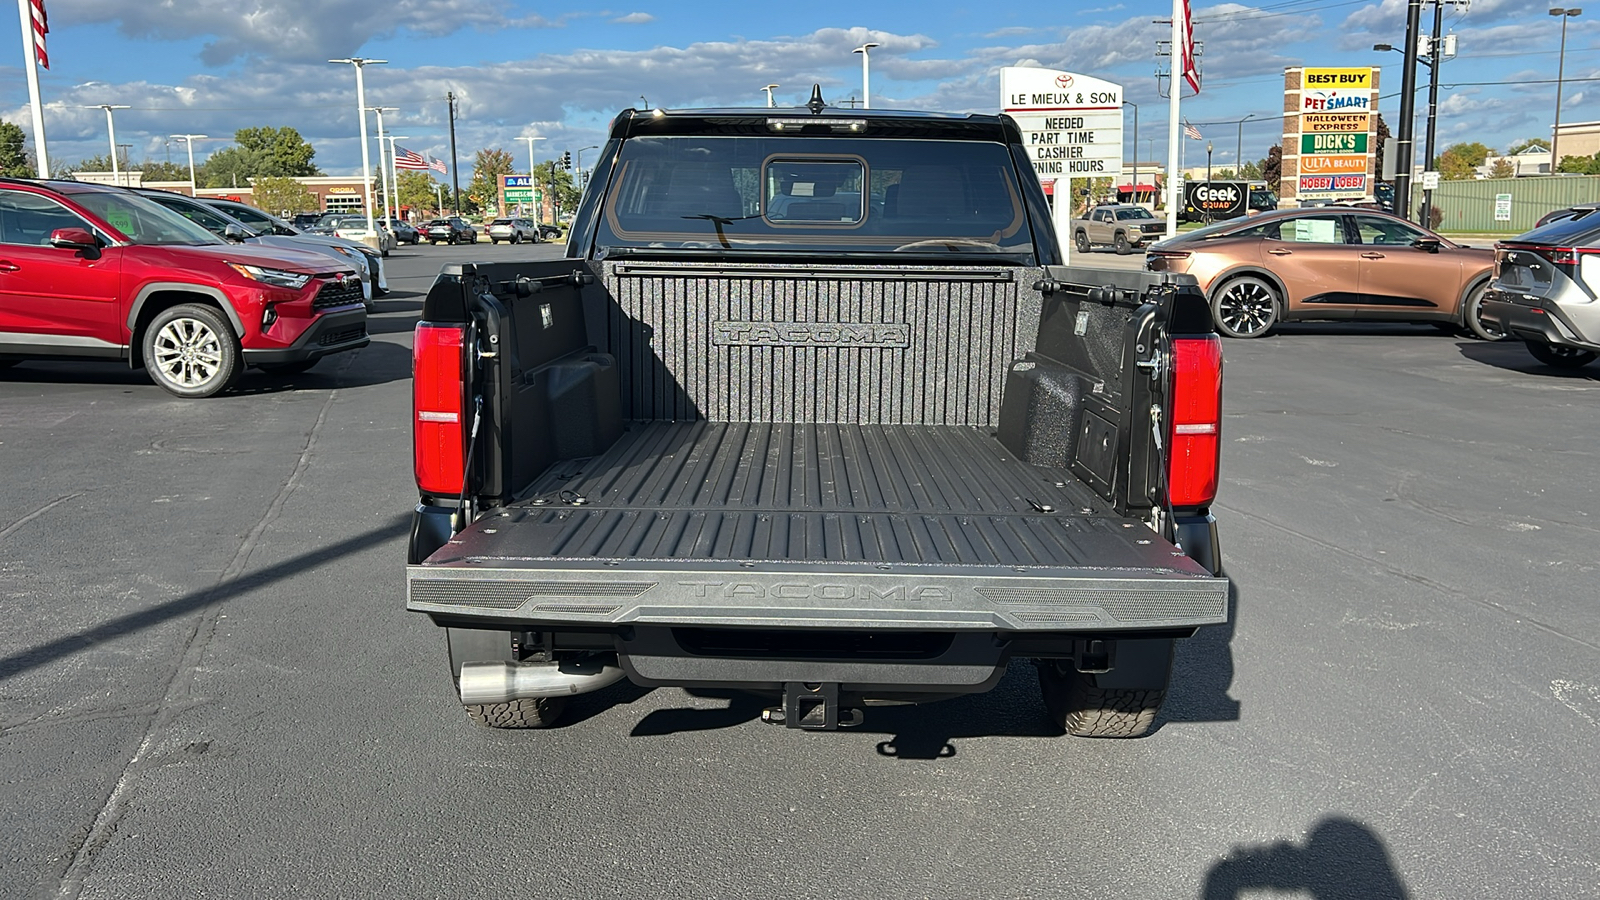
<box><xmin>1195</xmin><ymin>0</ymin><xmax>1369</xmax><ymax>24</ymax></box>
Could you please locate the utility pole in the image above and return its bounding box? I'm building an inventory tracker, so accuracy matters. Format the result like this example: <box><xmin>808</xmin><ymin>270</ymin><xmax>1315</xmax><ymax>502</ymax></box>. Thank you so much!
<box><xmin>1552</xmin><ymin>8</ymin><xmax>1583</xmax><ymax>173</ymax></box>
<box><xmin>1394</xmin><ymin>0</ymin><xmax>1424</xmax><ymax>221</ymax></box>
<box><xmin>1419</xmin><ymin>1</ymin><xmax>1445</xmax><ymax>227</ymax></box>
<box><xmin>447</xmin><ymin>91</ymin><xmax>462</xmax><ymax>216</ymax></box>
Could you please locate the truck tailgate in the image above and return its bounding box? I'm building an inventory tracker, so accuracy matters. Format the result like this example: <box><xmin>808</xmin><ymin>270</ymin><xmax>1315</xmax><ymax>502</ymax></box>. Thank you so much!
<box><xmin>408</xmin><ymin>422</ymin><xmax>1227</xmax><ymax>631</ymax></box>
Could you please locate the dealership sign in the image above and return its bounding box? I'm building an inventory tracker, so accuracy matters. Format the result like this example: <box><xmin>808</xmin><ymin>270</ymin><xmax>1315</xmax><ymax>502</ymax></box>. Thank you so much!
<box><xmin>1000</xmin><ymin>66</ymin><xmax>1124</xmax><ymax>177</ymax></box>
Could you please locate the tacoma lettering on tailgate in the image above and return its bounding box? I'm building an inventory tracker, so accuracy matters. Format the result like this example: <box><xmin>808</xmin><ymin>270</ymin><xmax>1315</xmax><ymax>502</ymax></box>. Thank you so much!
<box><xmin>711</xmin><ymin>321</ymin><xmax>911</xmax><ymax>348</ymax></box>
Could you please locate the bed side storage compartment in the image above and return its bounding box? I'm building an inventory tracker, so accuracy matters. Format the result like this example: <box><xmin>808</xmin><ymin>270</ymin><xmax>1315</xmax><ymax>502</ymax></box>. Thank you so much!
<box><xmin>466</xmin><ymin>260</ymin><xmax>623</xmax><ymax>505</ymax></box>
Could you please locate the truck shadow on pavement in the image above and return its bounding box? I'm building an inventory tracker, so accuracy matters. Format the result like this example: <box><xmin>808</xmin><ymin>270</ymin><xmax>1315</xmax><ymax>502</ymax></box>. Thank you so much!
<box><xmin>0</xmin><ymin>516</ymin><xmax>410</xmax><ymax>682</ymax></box>
<box><xmin>614</xmin><ymin>582</ymin><xmax>1242</xmax><ymax>757</ymax></box>
<box><xmin>1201</xmin><ymin>816</ymin><xmax>1411</xmax><ymax>899</ymax></box>
<box><xmin>1454</xmin><ymin>339</ymin><xmax>1600</xmax><ymax>380</ymax></box>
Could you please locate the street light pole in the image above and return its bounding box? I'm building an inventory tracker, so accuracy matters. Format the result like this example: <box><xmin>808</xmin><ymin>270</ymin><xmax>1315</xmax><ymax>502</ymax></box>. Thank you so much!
<box><xmin>368</xmin><ymin>106</ymin><xmax>396</xmax><ymax>224</ymax></box>
<box><xmin>853</xmin><ymin>42</ymin><xmax>880</xmax><ymax>109</ymax></box>
<box><xmin>575</xmin><ymin>145</ymin><xmax>599</xmax><ymax>192</ymax></box>
<box><xmin>1236</xmin><ymin>113</ymin><xmax>1255</xmax><ymax>180</ymax></box>
<box><xmin>386</xmin><ymin>135</ymin><xmax>408</xmax><ymax>222</ymax></box>
<box><xmin>520</xmin><ymin>135</ymin><xmax>546</xmax><ymax>221</ymax></box>
<box><xmin>446</xmin><ymin>91</ymin><xmax>462</xmax><ymax>216</ymax></box>
<box><xmin>84</xmin><ymin>105</ymin><xmax>131</xmax><ymax>185</ymax></box>
<box><xmin>1552</xmin><ymin>7</ymin><xmax>1583</xmax><ymax>173</ymax></box>
<box><xmin>329</xmin><ymin>57</ymin><xmax>387</xmax><ymax>239</ymax></box>
<box><xmin>1205</xmin><ymin>141</ymin><xmax>1214</xmax><ymax>223</ymax></box>
<box><xmin>762</xmin><ymin>84</ymin><xmax>780</xmax><ymax>107</ymax></box>
<box><xmin>1124</xmin><ymin>100</ymin><xmax>1138</xmax><ymax>204</ymax></box>
<box><xmin>171</xmin><ymin>134</ymin><xmax>207</xmax><ymax>195</ymax></box>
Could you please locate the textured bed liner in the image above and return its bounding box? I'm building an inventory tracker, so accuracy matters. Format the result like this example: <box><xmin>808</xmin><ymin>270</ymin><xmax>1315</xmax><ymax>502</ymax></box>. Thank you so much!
<box><xmin>409</xmin><ymin>423</ymin><xmax>1228</xmax><ymax>631</ymax></box>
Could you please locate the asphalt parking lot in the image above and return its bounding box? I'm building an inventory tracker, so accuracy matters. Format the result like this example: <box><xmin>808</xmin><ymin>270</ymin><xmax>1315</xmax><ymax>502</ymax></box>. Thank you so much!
<box><xmin>2</xmin><ymin>240</ymin><xmax>1597</xmax><ymax>899</ymax></box>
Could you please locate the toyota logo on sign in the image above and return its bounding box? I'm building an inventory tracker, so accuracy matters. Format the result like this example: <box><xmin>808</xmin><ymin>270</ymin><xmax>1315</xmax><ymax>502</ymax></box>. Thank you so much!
<box><xmin>1055</xmin><ymin>74</ymin><xmax>1074</xmax><ymax>89</ymax></box>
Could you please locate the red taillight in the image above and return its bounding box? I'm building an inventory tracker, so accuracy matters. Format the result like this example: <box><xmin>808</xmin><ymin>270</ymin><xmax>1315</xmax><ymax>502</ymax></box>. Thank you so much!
<box><xmin>1532</xmin><ymin>246</ymin><xmax>1600</xmax><ymax>267</ymax></box>
<box><xmin>1168</xmin><ymin>336</ymin><xmax>1223</xmax><ymax>509</ymax></box>
<box><xmin>413</xmin><ymin>324</ymin><xmax>466</xmax><ymax>495</ymax></box>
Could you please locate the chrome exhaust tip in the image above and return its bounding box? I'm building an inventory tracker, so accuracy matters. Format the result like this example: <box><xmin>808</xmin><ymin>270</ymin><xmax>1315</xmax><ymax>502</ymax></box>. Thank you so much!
<box><xmin>459</xmin><ymin>657</ymin><xmax>626</xmax><ymax>705</ymax></box>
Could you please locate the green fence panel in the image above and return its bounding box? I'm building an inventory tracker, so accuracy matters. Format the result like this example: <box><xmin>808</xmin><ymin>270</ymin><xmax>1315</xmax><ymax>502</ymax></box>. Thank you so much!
<box><xmin>1410</xmin><ymin>176</ymin><xmax>1600</xmax><ymax>233</ymax></box>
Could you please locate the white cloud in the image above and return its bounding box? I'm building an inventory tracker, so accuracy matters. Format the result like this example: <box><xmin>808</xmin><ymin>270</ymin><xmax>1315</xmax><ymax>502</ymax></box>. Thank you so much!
<box><xmin>50</xmin><ymin>0</ymin><xmax>556</xmax><ymax>64</ymax></box>
<box><xmin>612</xmin><ymin>12</ymin><xmax>655</xmax><ymax>24</ymax></box>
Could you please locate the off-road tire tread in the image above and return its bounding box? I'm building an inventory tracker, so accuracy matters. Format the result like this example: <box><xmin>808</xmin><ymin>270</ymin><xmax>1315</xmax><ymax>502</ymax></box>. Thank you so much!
<box><xmin>465</xmin><ymin>697</ymin><xmax>568</xmax><ymax>729</ymax></box>
<box><xmin>1037</xmin><ymin>662</ymin><xmax>1164</xmax><ymax>738</ymax></box>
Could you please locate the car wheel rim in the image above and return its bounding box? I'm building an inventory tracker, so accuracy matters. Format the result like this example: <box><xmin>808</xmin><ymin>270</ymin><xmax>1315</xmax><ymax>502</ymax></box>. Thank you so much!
<box><xmin>152</xmin><ymin>317</ymin><xmax>224</xmax><ymax>388</ymax></box>
<box><xmin>1218</xmin><ymin>282</ymin><xmax>1276</xmax><ymax>335</ymax></box>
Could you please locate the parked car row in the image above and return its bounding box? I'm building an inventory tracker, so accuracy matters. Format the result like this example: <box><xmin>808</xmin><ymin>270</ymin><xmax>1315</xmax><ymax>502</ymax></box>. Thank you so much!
<box><xmin>0</xmin><ymin>178</ymin><xmax>368</xmax><ymax>398</ymax></box>
<box><xmin>1144</xmin><ymin>204</ymin><xmax>1599</xmax><ymax>371</ymax></box>
<box><xmin>137</xmin><ymin>190</ymin><xmax>387</xmax><ymax>311</ymax></box>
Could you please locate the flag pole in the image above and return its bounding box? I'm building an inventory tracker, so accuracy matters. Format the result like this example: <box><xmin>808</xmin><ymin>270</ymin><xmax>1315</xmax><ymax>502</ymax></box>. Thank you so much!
<box><xmin>17</xmin><ymin>0</ymin><xmax>49</xmax><ymax>177</ymax></box>
<box><xmin>1165</xmin><ymin>0</ymin><xmax>1182</xmax><ymax>238</ymax></box>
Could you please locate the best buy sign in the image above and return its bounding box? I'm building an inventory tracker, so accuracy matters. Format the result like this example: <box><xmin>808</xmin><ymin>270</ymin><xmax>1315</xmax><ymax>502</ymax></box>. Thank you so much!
<box><xmin>1301</xmin><ymin>133</ymin><xmax>1368</xmax><ymax>155</ymax></box>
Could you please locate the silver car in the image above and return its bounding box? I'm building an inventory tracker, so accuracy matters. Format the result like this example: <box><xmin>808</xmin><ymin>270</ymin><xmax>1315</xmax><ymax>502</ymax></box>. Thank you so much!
<box><xmin>487</xmin><ymin>218</ymin><xmax>541</xmax><ymax>244</ymax></box>
<box><xmin>201</xmin><ymin>199</ymin><xmax>389</xmax><ymax>302</ymax></box>
<box><xmin>1483</xmin><ymin>212</ymin><xmax>1600</xmax><ymax>369</ymax></box>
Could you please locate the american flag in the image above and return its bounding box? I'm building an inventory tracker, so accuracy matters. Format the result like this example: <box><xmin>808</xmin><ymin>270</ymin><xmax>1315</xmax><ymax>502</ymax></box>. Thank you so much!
<box><xmin>1178</xmin><ymin>0</ymin><xmax>1199</xmax><ymax>94</ymax></box>
<box><xmin>30</xmin><ymin>0</ymin><xmax>48</xmax><ymax>70</ymax></box>
<box><xmin>428</xmin><ymin>156</ymin><xmax>447</xmax><ymax>175</ymax></box>
<box><xmin>393</xmin><ymin>146</ymin><xmax>429</xmax><ymax>170</ymax></box>
<box><xmin>1184</xmin><ymin>120</ymin><xmax>1202</xmax><ymax>140</ymax></box>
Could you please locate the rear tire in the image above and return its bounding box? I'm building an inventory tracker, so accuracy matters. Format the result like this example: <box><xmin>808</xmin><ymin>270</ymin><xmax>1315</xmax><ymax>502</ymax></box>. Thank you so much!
<box><xmin>465</xmin><ymin>697</ymin><xmax>569</xmax><ymax>729</ymax></box>
<box><xmin>1526</xmin><ymin>340</ymin><xmax>1598</xmax><ymax>368</ymax></box>
<box><xmin>1037</xmin><ymin>661</ymin><xmax>1166</xmax><ymax>738</ymax></box>
<box><xmin>1211</xmin><ymin>275</ymin><xmax>1281</xmax><ymax>338</ymax></box>
<box><xmin>1075</xmin><ymin>231</ymin><xmax>1091</xmax><ymax>254</ymax></box>
<box><xmin>1461</xmin><ymin>282</ymin><xmax>1507</xmax><ymax>341</ymax></box>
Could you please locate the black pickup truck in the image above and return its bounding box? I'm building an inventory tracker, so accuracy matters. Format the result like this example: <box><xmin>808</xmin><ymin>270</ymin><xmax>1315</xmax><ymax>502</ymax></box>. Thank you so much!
<box><xmin>406</xmin><ymin>95</ymin><xmax>1228</xmax><ymax>738</ymax></box>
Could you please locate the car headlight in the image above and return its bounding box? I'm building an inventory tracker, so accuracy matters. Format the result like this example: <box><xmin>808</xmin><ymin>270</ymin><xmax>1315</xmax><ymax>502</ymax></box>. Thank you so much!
<box><xmin>225</xmin><ymin>262</ymin><xmax>312</xmax><ymax>290</ymax></box>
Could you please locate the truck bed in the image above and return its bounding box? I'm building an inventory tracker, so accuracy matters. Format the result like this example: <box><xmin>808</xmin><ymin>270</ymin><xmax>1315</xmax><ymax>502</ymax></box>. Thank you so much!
<box><xmin>408</xmin><ymin>421</ymin><xmax>1227</xmax><ymax>632</ymax></box>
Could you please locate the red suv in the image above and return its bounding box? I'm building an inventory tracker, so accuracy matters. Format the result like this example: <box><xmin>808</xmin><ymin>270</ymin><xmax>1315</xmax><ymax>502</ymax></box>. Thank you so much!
<box><xmin>0</xmin><ymin>179</ymin><xmax>367</xmax><ymax>397</ymax></box>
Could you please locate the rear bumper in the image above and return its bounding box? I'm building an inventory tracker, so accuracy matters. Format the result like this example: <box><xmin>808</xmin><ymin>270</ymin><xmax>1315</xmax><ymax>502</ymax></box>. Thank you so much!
<box><xmin>242</xmin><ymin>308</ymin><xmax>369</xmax><ymax>364</ymax></box>
<box><xmin>407</xmin><ymin>558</ymin><xmax>1229</xmax><ymax>632</ymax></box>
<box><xmin>1481</xmin><ymin>293</ymin><xmax>1599</xmax><ymax>350</ymax></box>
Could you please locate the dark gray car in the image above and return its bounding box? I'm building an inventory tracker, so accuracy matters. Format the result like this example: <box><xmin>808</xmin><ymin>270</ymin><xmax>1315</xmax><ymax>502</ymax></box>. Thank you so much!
<box><xmin>201</xmin><ymin>198</ymin><xmax>388</xmax><ymax>300</ymax></box>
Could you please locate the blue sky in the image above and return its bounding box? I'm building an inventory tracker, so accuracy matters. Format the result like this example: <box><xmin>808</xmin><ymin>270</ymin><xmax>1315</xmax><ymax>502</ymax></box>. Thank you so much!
<box><xmin>2</xmin><ymin>0</ymin><xmax>1595</xmax><ymax>178</ymax></box>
